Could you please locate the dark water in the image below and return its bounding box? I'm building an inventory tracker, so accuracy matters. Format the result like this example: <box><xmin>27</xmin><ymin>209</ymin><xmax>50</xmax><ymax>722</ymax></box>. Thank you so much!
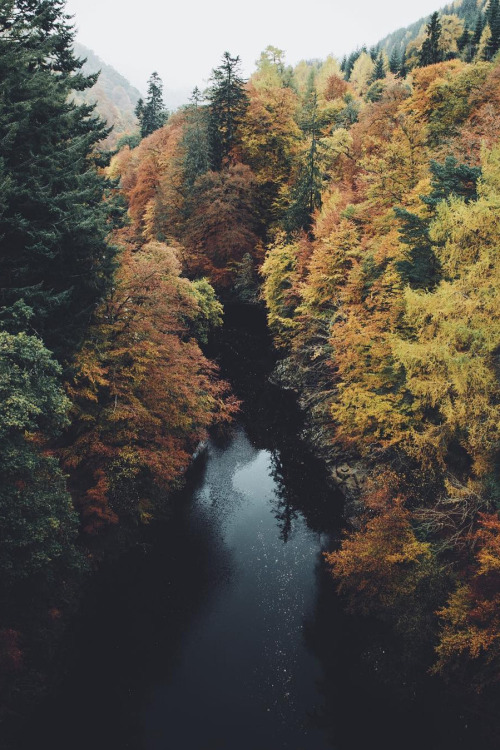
<box><xmin>14</xmin><ymin>306</ymin><xmax>498</xmax><ymax>750</ymax></box>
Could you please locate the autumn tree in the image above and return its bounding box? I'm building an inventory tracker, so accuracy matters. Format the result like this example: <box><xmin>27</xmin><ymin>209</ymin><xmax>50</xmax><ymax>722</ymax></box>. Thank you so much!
<box><xmin>63</xmin><ymin>242</ymin><xmax>237</xmax><ymax>531</ymax></box>
<box><xmin>240</xmin><ymin>73</ymin><xmax>301</xmax><ymax>225</ymax></box>
<box><xmin>326</xmin><ymin>493</ymin><xmax>433</xmax><ymax>616</ymax></box>
<box><xmin>183</xmin><ymin>163</ymin><xmax>260</xmax><ymax>287</ymax></box>
<box><xmin>433</xmin><ymin>513</ymin><xmax>500</xmax><ymax>690</ymax></box>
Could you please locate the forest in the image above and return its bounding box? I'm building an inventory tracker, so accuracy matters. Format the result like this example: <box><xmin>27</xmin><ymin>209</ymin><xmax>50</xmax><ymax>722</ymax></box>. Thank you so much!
<box><xmin>1</xmin><ymin>0</ymin><xmax>500</xmax><ymax>734</ymax></box>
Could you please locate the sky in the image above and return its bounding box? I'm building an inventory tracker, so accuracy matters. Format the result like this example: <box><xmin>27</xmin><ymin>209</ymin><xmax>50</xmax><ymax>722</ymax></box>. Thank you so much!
<box><xmin>65</xmin><ymin>0</ymin><xmax>444</xmax><ymax>98</ymax></box>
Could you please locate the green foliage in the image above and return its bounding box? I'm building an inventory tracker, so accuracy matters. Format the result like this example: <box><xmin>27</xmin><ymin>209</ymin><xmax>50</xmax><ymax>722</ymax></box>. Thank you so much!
<box><xmin>424</xmin><ymin>156</ymin><xmax>482</xmax><ymax>206</ymax></box>
<box><xmin>0</xmin><ymin>332</ymin><xmax>81</xmax><ymax>583</ymax></box>
<box><xmin>366</xmin><ymin>79</ymin><xmax>386</xmax><ymax>102</ymax></box>
<box><xmin>419</xmin><ymin>12</ymin><xmax>445</xmax><ymax>67</ymax></box>
<box><xmin>395</xmin><ymin>208</ymin><xmax>441</xmax><ymax>290</ymax></box>
<box><xmin>182</xmin><ymin>90</ymin><xmax>211</xmax><ymax>191</ymax></box>
<box><xmin>189</xmin><ymin>277</ymin><xmax>224</xmax><ymax>343</ymax></box>
<box><xmin>0</xmin><ymin>0</ymin><xmax>117</xmax><ymax>361</ymax></box>
<box><xmin>371</xmin><ymin>54</ymin><xmax>386</xmax><ymax>82</ymax></box>
<box><xmin>284</xmin><ymin>86</ymin><xmax>325</xmax><ymax>233</ymax></box>
<box><xmin>135</xmin><ymin>72</ymin><xmax>168</xmax><ymax>138</ymax></box>
<box><xmin>206</xmin><ymin>52</ymin><xmax>249</xmax><ymax>170</ymax></box>
<box><xmin>389</xmin><ymin>47</ymin><xmax>401</xmax><ymax>74</ymax></box>
<box><xmin>485</xmin><ymin>0</ymin><xmax>500</xmax><ymax>59</ymax></box>
<box><xmin>116</xmin><ymin>132</ymin><xmax>141</xmax><ymax>150</ymax></box>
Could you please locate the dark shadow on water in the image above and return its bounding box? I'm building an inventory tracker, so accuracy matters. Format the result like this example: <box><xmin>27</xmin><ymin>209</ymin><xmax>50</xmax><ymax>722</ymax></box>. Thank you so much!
<box><xmin>16</xmin><ymin>455</ymin><xmax>235</xmax><ymax>749</ymax></box>
<box><xmin>10</xmin><ymin>303</ymin><xmax>500</xmax><ymax>750</ymax></box>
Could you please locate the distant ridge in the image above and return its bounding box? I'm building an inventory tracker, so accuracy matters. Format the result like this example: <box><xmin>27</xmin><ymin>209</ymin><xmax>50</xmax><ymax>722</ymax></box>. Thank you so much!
<box><xmin>74</xmin><ymin>42</ymin><xmax>141</xmax><ymax>147</ymax></box>
<box><xmin>377</xmin><ymin>0</ymin><xmax>488</xmax><ymax>56</ymax></box>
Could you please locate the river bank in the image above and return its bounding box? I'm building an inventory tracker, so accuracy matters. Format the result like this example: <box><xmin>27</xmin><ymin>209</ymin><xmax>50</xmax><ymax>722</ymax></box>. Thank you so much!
<box><xmin>3</xmin><ymin>304</ymin><xmax>498</xmax><ymax>750</ymax></box>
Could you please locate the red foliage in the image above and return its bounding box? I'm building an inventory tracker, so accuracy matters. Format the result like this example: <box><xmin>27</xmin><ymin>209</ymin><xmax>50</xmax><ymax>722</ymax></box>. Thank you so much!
<box><xmin>183</xmin><ymin>164</ymin><xmax>260</xmax><ymax>288</ymax></box>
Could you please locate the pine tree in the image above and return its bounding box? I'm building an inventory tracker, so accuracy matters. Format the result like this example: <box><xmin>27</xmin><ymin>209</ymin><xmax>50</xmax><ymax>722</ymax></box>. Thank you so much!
<box><xmin>418</xmin><ymin>12</ymin><xmax>444</xmax><ymax>67</ymax></box>
<box><xmin>485</xmin><ymin>0</ymin><xmax>500</xmax><ymax>59</ymax></box>
<box><xmin>206</xmin><ymin>52</ymin><xmax>249</xmax><ymax>170</ymax></box>
<box><xmin>371</xmin><ymin>54</ymin><xmax>386</xmax><ymax>82</ymax></box>
<box><xmin>460</xmin><ymin>0</ymin><xmax>480</xmax><ymax>25</ymax></box>
<box><xmin>399</xmin><ymin>48</ymin><xmax>408</xmax><ymax>78</ymax></box>
<box><xmin>457</xmin><ymin>24</ymin><xmax>471</xmax><ymax>52</ymax></box>
<box><xmin>344</xmin><ymin>50</ymin><xmax>361</xmax><ymax>81</ymax></box>
<box><xmin>471</xmin><ymin>12</ymin><xmax>485</xmax><ymax>58</ymax></box>
<box><xmin>285</xmin><ymin>81</ymin><xmax>324</xmax><ymax>233</ymax></box>
<box><xmin>473</xmin><ymin>12</ymin><xmax>485</xmax><ymax>44</ymax></box>
<box><xmin>424</xmin><ymin>157</ymin><xmax>482</xmax><ymax>207</ymax></box>
<box><xmin>182</xmin><ymin>88</ymin><xmax>211</xmax><ymax>192</ymax></box>
<box><xmin>395</xmin><ymin>208</ymin><xmax>441</xmax><ymax>289</ymax></box>
<box><xmin>395</xmin><ymin>156</ymin><xmax>481</xmax><ymax>288</ymax></box>
<box><xmin>389</xmin><ymin>48</ymin><xmax>401</xmax><ymax>74</ymax></box>
<box><xmin>135</xmin><ymin>72</ymin><xmax>168</xmax><ymax>138</ymax></box>
<box><xmin>0</xmin><ymin>0</ymin><xmax>118</xmax><ymax>361</ymax></box>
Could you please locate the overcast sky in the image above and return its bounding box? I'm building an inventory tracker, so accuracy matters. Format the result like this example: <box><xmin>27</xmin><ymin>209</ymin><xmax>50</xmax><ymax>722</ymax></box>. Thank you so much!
<box><xmin>65</xmin><ymin>0</ymin><xmax>443</xmax><ymax>96</ymax></box>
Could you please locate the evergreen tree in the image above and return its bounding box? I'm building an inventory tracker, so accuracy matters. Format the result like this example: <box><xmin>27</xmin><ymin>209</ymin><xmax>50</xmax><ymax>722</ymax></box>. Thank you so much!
<box><xmin>473</xmin><ymin>12</ymin><xmax>485</xmax><ymax>44</ymax></box>
<box><xmin>371</xmin><ymin>53</ymin><xmax>386</xmax><ymax>82</ymax></box>
<box><xmin>135</xmin><ymin>71</ymin><xmax>168</xmax><ymax>138</ymax></box>
<box><xmin>182</xmin><ymin>88</ymin><xmax>211</xmax><ymax>192</ymax></box>
<box><xmin>344</xmin><ymin>49</ymin><xmax>361</xmax><ymax>80</ymax></box>
<box><xmin>459</xmin><ymin>0</ymin><xmax>480</xmax><ymax>25</ymax></box>
<box><xmin>457</xmin><ymin>24</ymin><xmax>471</xmax><ymax>52</ymax></box>
<box><xmin>396</xmin><ymin>156</ymin><xmax>481</xmax><ymax>288</ymax></box>
<box><xmin>206</xmin><ymin>52</ymin><xmax>249</xmax><ymax>170</ymax></box>
<box><xmin>485</xmin><ymin>0</ymin><xmax>500</xmax><ymax>59</ymax></box>
<box><xmin>400</xmin><ymin>48</ymin><xmax>408</xmax><ymax>78</ymax></box>
<box><xmin>418</xmin><ymin>12</ymin><xmax>444</xmax><ymax>67</ymax></box>
<box><xmin>471</xmin><ymin>12</ymin><xmax>484</xmax><ymax>57</ymax></box>
<box><xmin>424</xmin><ymin>156</ymin><xmax>482</xmax><ymax>207</ymax></box>
<box><xmin>395</xmin><ymin>208</ymin><xmax>441</xmax><ymax>289</ymax></box>
<box><xmin>0</xmin><ymin>0</ymin><xmax>117</xmax><ymax>361</ymax></box>
<box><xmin>389</xmin><ymin>48</ymin><xmax>401</xmax><ymax>74</ymax></box>
<box><xmin>285</xmin><ymin>81</ymin><xmax>324</xmax><ymax>233</ymax></box>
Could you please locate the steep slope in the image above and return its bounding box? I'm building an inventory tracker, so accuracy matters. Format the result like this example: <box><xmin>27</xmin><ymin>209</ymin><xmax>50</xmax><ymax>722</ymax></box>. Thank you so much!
<box><xmin>378</xmin><ymin>0</ymin><xmax>488</xmax><ymax>57</ymax></box>
<box><xmin>73</xmin><ymin>42</ymin><xmax>141</xmax><ymax>147</ymax></box>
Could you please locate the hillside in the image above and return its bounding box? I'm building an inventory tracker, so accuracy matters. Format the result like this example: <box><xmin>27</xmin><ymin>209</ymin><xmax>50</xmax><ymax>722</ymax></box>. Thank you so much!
<box><xmin>73</xmin><ymin>42</ymin><xmax>141</xmax><ymax>147</ymax></box>
<box><xmin>378</xmin><ymin>0</ymin><xmax>488</xmax><ymax>56</ymax></box>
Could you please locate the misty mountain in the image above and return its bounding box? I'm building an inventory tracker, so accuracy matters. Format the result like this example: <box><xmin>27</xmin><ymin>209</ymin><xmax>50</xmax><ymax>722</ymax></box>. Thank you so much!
<box><xmin>377</xmin><ymin>0</ymin><xmax>488</xmax><ymax>56</ymax></box>
<box><xmin>73</xmin><ymin>42</ymin><xmax>141</xmax><ymax>147</ymax></box>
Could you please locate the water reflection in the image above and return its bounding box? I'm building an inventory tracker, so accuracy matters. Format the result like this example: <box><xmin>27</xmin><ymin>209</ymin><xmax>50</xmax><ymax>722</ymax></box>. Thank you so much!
<box><xmin>13</xmin><ymin>304</ymin><xmax>498</xmax><ymax>750</ymax></box>
<box><xmin>144</xmin><ymin>425</ymin><xmax>334</xmax><ymax>750</ymax></box>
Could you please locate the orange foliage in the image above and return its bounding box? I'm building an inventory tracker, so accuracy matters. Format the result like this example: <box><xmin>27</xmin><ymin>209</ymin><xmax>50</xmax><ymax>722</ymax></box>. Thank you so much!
<box><xmin>434</xmin><ymin>514</ymin><xmax>500</xmax><ymax>688</ymax></box>
<box><xmin>324</xmin><ymin>74</ymin><xmax>349</xmax><ymax>101</ymax></box>
<box><xmin>111</xmin><ymin>113</ymin><xmax>187</xmax><ymax>241</ymax></box>
<box><xmin>63</xmin><ymin>241</ymin><xmax>238</xmax><ymax>532</ymax></box>
<box><xmin>183</xmin><ymin>163</ymin><xmax>260</xmax><ymax>288</ymax></box>
<box><xmin>326</xmin><ymin>486</ymin><xmax>432</xmax><ymax>615</ymax></box>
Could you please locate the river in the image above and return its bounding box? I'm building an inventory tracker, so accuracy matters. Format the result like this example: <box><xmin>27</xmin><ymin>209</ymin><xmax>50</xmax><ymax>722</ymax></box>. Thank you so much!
<box><xmin>15</xmin><ymin>305</ymin><xmax>497</xmax><ymax>750</ymax></box>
